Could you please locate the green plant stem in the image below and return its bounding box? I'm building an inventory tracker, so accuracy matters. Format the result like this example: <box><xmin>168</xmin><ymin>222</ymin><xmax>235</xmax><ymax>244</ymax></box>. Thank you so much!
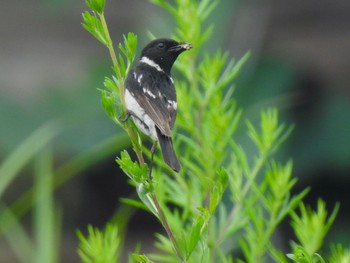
<box><xmin>98</xmin><ymin>12</ymin><xmax>145</xmax><ymax>165</ymax></box>
<box><xmin>99</xmin><ymin>12</ymin><xmax>126</xmax><ymax>111</ymax></box>
<box><xmin>242</xmin><ymin>153</ymin><xmax>267</xmax><ymax>199</ymax></box>
<box><xmin>150</xmin><ymin>193</ymin><xmax>183</xmax><ymax>262</ymax></box>
<box><xmin>99</xmin><ymin>13</ymin><xmax>118</xmax><ymax>74</ymax></box>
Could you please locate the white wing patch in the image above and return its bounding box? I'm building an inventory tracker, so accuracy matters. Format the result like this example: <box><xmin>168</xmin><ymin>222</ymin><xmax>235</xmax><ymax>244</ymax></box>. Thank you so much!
<box><xmin>143</xmin><ymin>87</ymin><xmax>156</xmax><ymax>99</ymax></box>
<box><xmin>137</xmin><ymin>74</ymin><xmax>143</xmax><ymax>84</ymax></box>
<box><xmin>124</xmin><ymin>89</ymin><xmax>157</xmax><ymax>140</ymax></box>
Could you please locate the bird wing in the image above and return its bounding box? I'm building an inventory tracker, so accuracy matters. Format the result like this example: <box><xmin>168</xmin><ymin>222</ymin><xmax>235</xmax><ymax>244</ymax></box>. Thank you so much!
<box><xmin>125</xmin><ymin>69</ymin><xmax>177</xmax><ymax>137</ymax></box>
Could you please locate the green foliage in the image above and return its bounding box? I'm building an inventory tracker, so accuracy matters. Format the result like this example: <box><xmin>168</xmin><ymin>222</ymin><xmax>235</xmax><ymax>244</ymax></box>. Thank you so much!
<box><xmin>0</xmin><ymin>203</ymin><xmax>35</xmax><ymax>262</ymax></box>
<box><xmin>329</xmin><ymin>244</ymin><xmax>350</xmax><ymax>263</ymax></box>
<box><xmin>131</xmin><ymin>254</ymin><xmax>154</xmax><ymax>263</ymax></box>
<box><xmin>116</xmin><ymin>151</ymin><xmax>161</xmax><ymax>218</ymax></box>
<box><xmin>0</xmin><ymin>121</ymin><xmax>129</xmax><ymax>262</ymax></box>
<box><xmin>77</xmin><ymin>224</ymin><xmax>121</xmax><ymax>263</ymax></box>
<box><xmin>82</xmin><ymin>11</ymin><xmax>107</xmax><ymax>45</ymax></box>
<box><xmin>0</xmin><ymin>122</ymin><xmax>59</xmax><ymax>198</ymax></box>
<box><xmin>85</xmin><ymin>0</ymin><xmax>105</xmax><ymax>14</ymax></box>
<box><xmin>150</xmin><ymin>0</ymin><xmax>219</xmax><ymax>49</ymax></box>
<box><xmin>290</xmin><ymin>200</ymin><xmax>340</xmax><ymax>255</ymax></box>
<box><xmin>286</xmin><ymin>201</ymin><xmax>340</xmax><ymax>263</ymax></box>
<box><xmin>246</xmin><ymin>109</ymin><xmax>294</xmax><ymax>154</ymax></box>
<box><xmin>99</xmin><ymin>33</ymin><xmax>138</xmax><ymax>123</ymax></box>
<box><xmin>33</xmin><ymin>148</ymin><xmax>61</xmax><ymax>263</ymax></box>
<box><xmin>118</xmin><ymin>33</ymin><xmax>138</xmax><ymax>76</ymax></box>
<box><xmin>80</xmin><ymin>0</ymin><xmax>343</xmax><ymax>262</ymax></box>
<box><xmin>0</xmin><ymin>125</ymin><xmax>61</xmax><ymax>263</ymax></box>
<box><xmin>117</xmin><ymin>150</ymin><xmax>149</xmax><ymax>185</ymax></box>
<box><xmin>287</xmin><ymin>246</ymin><xmax>325</xmax><ymax>263</ymax></box>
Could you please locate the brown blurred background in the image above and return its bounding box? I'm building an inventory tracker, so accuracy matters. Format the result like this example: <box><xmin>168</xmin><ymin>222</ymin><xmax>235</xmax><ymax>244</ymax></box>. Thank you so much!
<box><xmin>1</xmin><ymin>0</ymin><xmax>349</xmax><ymax>262</ymax></box>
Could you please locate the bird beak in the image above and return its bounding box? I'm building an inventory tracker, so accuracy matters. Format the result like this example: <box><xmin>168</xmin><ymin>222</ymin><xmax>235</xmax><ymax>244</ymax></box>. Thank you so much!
<box><xmin>180</xmin><ymin>43</ymin><xmax>192</xmax><ymax>50</ymax></box>
<box><xmin>169</xmin><ymin>43</ymin><xmax>193</xmax><ymax>52</ymax></box>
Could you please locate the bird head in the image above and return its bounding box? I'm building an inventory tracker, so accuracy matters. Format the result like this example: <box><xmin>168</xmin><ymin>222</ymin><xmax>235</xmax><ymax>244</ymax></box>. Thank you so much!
<box><xmin>140</xmin><ymin>38</ymin><xmax>192</xmax><ymax>74</ymax></box>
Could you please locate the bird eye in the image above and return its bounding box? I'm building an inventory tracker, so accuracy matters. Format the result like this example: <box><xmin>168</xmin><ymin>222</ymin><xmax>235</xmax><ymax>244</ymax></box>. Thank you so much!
<box><xmin>157</xmin><ymin>42</ymin><xmax>165</xmax><ymax>48</ymax></box>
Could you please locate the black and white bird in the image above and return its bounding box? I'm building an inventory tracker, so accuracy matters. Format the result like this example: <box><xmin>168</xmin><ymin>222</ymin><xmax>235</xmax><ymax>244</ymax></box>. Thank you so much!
<box><xmin>123</xmin><ymin>38</ymin><xmax>192</xmax><ymax>172</ymax></box>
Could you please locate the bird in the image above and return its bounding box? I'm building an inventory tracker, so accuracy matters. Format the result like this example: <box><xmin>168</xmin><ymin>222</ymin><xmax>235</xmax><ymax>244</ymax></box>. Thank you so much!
<box><xmin>123</xmin><ymin>38</ymin><xmax>192</xmax><ymax>173</ymax></box>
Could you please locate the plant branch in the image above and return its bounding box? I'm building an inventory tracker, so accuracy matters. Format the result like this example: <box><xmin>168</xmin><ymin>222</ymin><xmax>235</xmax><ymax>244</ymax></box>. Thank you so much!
<box><xmin>150</xmin><ymin>193</ymin><xmax>183</xmax><ymax>261</ymax></box>
<box><xmin>97</xmin><ymin>12</ymin><xmax>145</xmax><ymax>165</ymax></box>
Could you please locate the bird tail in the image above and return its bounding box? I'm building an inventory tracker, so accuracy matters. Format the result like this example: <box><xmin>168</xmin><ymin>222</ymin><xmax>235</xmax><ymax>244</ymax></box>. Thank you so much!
<box><xmin>156</xmin><ymin>128</ymin><xmax>181</xmax><ymax>172</ymax></box>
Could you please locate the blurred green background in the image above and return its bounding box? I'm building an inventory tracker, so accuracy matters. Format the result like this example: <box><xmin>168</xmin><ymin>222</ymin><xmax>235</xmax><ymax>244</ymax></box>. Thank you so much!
<box><xmin>0</xmin><ymin>0</ymin><xmax>349</xmax><ymax>262</ymax></box>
